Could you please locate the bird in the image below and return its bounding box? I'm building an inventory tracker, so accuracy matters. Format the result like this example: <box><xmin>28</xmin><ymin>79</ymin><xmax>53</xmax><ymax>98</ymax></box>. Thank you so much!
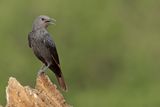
<box><xmin>28</xmin><ymin>15</ymin><xmax>67</xmax><ymax>91</ymax></box>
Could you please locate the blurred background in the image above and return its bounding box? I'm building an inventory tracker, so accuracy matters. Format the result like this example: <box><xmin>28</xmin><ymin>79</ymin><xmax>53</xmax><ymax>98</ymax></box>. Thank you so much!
<box><xmin>0</xmin><ymin>0</ymin><xmax>160</xmax><ymax>106</ymax></box>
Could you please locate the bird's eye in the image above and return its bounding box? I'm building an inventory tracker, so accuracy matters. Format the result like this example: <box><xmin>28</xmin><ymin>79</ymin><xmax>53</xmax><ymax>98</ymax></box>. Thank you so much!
<box><xmin>41</xmin><ymin>18</ymin><xmax>45</xmax><ymax>21</ymax></box>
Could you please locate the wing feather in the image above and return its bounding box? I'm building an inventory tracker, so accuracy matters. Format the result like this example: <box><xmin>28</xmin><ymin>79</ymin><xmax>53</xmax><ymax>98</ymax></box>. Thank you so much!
<box><xmin>44</xmin><ymin>33</ymin><xmax>60</xmax><ymax>65</ymax></box>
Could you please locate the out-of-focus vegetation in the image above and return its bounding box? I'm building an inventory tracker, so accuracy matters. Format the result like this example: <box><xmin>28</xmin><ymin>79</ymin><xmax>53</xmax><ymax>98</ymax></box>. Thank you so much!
<box><xmin>0</xmin><ymin>0</ymin><xmax>160</xmax><ymax>106</ymax></box>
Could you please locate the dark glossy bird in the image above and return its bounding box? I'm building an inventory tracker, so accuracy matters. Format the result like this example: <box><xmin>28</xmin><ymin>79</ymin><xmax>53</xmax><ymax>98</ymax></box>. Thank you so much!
<box><xmin>28</xmin><ymin>15</ymin><xmax>67</xmax><ymax>91</ymax></box>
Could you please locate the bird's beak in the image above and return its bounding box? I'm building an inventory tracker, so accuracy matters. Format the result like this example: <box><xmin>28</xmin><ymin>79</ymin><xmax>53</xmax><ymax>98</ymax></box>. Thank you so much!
<box><xmin>46</xmin><ymin>18</ymin><xmax>56</xmax><ymax>25</ymax></box>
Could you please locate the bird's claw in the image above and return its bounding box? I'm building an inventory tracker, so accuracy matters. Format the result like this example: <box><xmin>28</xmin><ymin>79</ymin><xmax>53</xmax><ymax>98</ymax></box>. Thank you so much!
<box><xmin>38</xmin><ymin>70</ymin><xmax>45</xmax><ymax>76</ymax></box>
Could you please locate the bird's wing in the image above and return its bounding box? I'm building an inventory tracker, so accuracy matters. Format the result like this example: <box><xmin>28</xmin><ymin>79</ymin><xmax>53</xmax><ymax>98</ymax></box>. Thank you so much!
<box><xmin>44</xmin><ymin>33</ymin><xmax>67</xmax><ymax>91</ymax></box>
<box><xmin>44</xmin><ymin>33</ymin><xmax>60</xmax><ymax>65</ymax></box>
<box><xmin>28</xmin><ymin>32</ymin><xmax>32</xmax><ymax>48</ymax></box>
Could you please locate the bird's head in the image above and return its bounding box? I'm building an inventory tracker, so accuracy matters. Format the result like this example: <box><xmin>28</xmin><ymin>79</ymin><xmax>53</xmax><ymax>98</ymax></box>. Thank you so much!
<box><xmin>32</xmin><ymin>15</ymin><xmax>56</xmax><ymax>30</ymax></box>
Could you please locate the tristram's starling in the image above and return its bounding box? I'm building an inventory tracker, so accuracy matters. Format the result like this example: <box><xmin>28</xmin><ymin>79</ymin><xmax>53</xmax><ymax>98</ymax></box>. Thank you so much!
<box><xmin>28</xmin><ymin>15</ymin><xmax>67</xmax><ymax>91</ymax></box>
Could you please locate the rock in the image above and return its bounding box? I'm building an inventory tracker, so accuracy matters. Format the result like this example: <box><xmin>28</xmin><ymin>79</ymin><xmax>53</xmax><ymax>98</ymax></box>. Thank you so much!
<box><xmin>5</xmin><ymin>73</ymin><xmax>71</xmax><ymax>107</ymax></box>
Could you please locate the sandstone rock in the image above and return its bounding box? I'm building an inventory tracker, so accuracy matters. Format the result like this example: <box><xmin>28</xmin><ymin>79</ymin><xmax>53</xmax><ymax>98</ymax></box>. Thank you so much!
<box><xmin>5</xmin><ymin>73</ymin><xmax>70</xmax><ymax>107</ymax></box>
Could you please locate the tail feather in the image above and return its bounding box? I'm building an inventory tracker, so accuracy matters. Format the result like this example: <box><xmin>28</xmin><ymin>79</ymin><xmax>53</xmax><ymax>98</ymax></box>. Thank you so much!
<box><xmin>56</xmin><ymin>74</ymin><xmax>67</xmax><ymax>91</ymax></box>
<box><xmin>49</xmin><ymin>65</ymin><xmax>67</xmax><ymax>91</ymax></box>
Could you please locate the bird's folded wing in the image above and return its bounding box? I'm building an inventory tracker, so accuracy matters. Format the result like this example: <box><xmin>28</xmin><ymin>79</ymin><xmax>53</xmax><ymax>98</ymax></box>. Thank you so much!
<box><xmin>44</xmin><ymin>33</ymin><xmax>60</xmax><ymax>65</ymax></box>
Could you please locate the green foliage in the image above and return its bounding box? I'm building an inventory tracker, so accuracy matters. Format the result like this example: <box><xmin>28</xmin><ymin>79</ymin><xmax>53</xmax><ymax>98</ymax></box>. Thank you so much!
<box><xmin>0</xmin><ymin>0</ymin><xmax>160</xmax><ymax>106</ymax></box>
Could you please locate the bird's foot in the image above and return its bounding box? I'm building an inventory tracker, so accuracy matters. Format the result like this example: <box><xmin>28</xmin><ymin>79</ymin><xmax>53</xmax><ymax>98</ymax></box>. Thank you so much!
<box><xmin>37</xmin><ymin>64</ymin><xmax>50</xmax><ymax>76</ymax></box>
<box><xmin>38</xmin><ymin>69</ymin><xmax>45</xmax><ymax>76</ymax></box>
<box><xmin>38</xmin><ymin>64</ymin><xmax>45</xmax><ymax>75</ymax></box>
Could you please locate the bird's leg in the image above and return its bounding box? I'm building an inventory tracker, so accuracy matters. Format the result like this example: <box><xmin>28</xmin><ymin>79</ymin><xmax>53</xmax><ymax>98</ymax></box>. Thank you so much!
<box><xmin>38</xmin><ymin>64</ymin><xmax>46</xmax><ymax>75</ymax></box>
<box><xmin>40</xmin><ymin>64</ymin><xmax>46</xmax><ymax>70</ymax></box>
<box><xmin>38</xmin><ymin>64</ymin><xmax>50</xmax><ymax>75</ymax></box>
<box><xmin>41</xmin><ymin>64</ymin><xmax>50</xmax><ymax>72</ymax></box>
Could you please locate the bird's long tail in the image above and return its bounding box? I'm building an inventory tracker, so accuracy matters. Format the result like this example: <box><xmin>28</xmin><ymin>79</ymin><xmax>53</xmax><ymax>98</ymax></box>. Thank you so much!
<box><xmin>55</xmin><ymin>74</ymin><xmax>67</xmax><ymax>91</ymax></box>
<box><xmin>49</xmin><ymin>65</ymin><xmax>67</xmax><ymax>91</ymax></box>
